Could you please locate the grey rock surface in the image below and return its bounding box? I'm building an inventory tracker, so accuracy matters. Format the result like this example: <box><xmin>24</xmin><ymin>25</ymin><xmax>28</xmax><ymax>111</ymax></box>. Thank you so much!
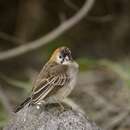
<box><xmin>4</xmin><ymin>103</ymin><xmax>101</xmax><ymax>130</ymax></box>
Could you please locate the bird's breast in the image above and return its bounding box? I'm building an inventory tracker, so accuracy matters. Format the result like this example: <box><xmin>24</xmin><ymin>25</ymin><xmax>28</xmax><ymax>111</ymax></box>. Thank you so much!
<box><xmin>56</xmin><ymin>62</ymin><xmax>79</xmax><ymax>100</ymax></box>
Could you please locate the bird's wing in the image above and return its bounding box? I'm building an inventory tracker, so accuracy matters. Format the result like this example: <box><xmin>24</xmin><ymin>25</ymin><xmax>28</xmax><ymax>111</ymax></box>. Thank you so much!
<box><xmin>31</xmin><ymin>73</ymin><xmax>70</xmax><ymax>104</ymax></box>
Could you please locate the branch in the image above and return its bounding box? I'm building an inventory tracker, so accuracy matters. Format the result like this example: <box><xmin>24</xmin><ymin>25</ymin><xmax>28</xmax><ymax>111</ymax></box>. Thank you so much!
<box><xmin>0</xmin><ymin>32</ymin><xmax>24</xmax><ymax>45</ymax></box>
<box><xmin>64</xmin><ymin>0</ymin><xmax>79</xmax><ymax>11</ymax></box>
<box><xmin>0</xmin><ymin>0</ymin><xmax>95</xmax><ymax>61</ymax></box>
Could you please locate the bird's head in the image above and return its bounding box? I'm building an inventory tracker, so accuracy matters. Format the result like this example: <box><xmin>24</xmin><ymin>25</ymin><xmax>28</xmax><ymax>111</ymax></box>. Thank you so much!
<box><xmin>49</xmin><ymin>47</ymin><xmax>73</xmax><ymax>64</ymax></box>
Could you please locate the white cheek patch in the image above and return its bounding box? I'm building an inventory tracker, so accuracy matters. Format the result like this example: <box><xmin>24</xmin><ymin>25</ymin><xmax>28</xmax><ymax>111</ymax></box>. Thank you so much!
<box><xmin>62</xmin><ymin>60</ymin><xmax>70</xmax><ymax>65</ymax></box>
<box><xmin>56</xmin><ymin>55</ymin><xmax>70</xmax><ymax>64</ymax></box>
<box><xmin>65</xmin><ymin>56</ymin><xmax>69</xmax><ymax>61</ymax></box>
<box><xmin>56</xmin><ymin>55</ymin><xmax>62</xmax><ymax>64</ymax></box>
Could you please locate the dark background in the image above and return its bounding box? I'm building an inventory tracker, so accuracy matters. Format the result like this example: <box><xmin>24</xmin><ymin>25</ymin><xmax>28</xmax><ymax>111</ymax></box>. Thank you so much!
<box><xmin>0</xmin><ymin>0</ymin><xmax>130</xmax><ymax>129</ymax></box>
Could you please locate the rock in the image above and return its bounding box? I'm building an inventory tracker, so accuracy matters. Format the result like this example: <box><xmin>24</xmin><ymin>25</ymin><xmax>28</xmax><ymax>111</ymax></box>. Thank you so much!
<box><xmin>4</xmin><ymin>103</ymin><xmax>101</xmax><ymax>130</ymax></box>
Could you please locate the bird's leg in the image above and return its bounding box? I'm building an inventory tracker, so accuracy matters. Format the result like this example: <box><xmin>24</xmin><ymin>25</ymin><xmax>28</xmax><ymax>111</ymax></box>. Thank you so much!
<box><xmin>53</xmin><ymin>97</ymin><xmax>65</xmax><ymax>111</ymax></box>
<box><xmin>57</xmin><ymin>101</ymin><xmax>65</xmax><ymax>111</ymax></box>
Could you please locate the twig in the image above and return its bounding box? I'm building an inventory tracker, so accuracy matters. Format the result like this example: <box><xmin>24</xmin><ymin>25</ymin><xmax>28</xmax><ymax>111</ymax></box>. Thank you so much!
<box><xmin>63</xmin><ymin>97</ymin><xmax>85</xmax><ymax>115</ymax></box>
<box><xmin>87</xmin><ymin>15</ymin><xmax>113</xmax><ymax>23</ymax></box>
<box><xmin>64</xmin><ymin>0</ymin><xmax>79</xmax><ymax>11</ymax></box>
<box><xmin>84</xmin><ymin>86</ymin><xmax>117</xmax><ymax>110</ymax></box>
<box><xmin>104</xmin><ymin>110</ymin><xmax>130</xmax><ymax>130</ymax></box>
<box><xmin>119</xmin><ymin>113</ymin><xmax>130</xmax><ymax>128</ymax></box>
<box><xmin>0</xmin><ymin>0</ymin><xmax>95</xmax><ymax>61</ymax></box>
<box><xmin>0</xmin><ymin>85</ymin><xmax>13</xmax><ymax>117</ymax></box>
<box><xmin>94</xmin><ymin>106</ymin><xmax>119</xmax><ymax>122</ymax></box>
<box><xmin>0</xmin><ymin>32</ymin><xmax>25</xmax><ymax>44</ymax></box>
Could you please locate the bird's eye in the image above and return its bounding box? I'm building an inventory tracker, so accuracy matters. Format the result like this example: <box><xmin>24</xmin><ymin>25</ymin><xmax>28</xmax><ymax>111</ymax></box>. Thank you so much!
<box><xmin>59</xmin><ymin>55</ymin><xmax>62</xmax><ymax>59</ymax></box>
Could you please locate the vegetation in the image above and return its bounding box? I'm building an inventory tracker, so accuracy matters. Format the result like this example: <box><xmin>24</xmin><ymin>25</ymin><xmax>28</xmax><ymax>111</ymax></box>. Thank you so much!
<box><xmin>0</xmin><ymin>0</ymin><xmax>130</xmax><ymax>129</ymax></box>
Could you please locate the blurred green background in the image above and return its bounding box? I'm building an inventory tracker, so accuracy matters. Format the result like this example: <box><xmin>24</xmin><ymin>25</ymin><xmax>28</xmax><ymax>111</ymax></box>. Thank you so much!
<box><xmin>0</xmin><ymin>0</ymin><xmax>130</xmax><ymax>129</ymax></box>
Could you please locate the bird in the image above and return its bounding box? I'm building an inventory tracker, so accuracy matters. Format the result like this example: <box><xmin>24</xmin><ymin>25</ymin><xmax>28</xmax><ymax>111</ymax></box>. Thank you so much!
<box><xmin>15</xmin><ymin>46</ymin><xmax>79</xmax><ymax>112</ymax></box>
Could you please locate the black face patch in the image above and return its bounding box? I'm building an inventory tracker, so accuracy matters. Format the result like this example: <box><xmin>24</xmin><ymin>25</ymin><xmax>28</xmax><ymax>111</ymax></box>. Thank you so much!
<box><xmin>61</xmin><ymin>47</ymin><xmax>72</xmax><ymax>61</ymax></box>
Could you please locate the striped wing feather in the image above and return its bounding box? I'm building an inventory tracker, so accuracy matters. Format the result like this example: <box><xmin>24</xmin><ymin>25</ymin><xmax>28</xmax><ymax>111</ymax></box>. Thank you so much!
<box><xmin>15</xmin><ymin>62</ymin><xmax>69</xmax><ymax>112</ymax></box>
<box><xmin>31</xmin><ymin>73</ymin><xmax>69</xmax><ymax>104</ymax></box>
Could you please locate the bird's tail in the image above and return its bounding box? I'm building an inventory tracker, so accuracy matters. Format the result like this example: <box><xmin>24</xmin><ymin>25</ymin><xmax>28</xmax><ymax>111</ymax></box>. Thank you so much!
<box><xmin>14</xmin><ymin>97</ymin><xmax>31</xmax><ymax>113</ymax></box>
